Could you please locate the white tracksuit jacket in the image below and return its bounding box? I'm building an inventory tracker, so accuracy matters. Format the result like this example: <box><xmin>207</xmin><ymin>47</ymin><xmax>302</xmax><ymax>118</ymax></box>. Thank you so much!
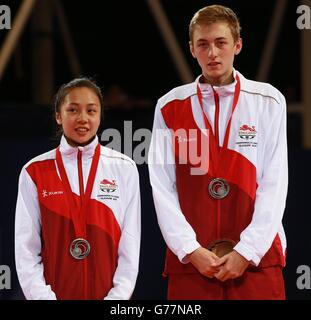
<box><xmin>15</xmin><ymin>135</ymin><xmax>141</xmax><ymax>299</ymax></box>
<box><xmin>148</xmin><ymin>70</ymin><xmax>288</xmax><ymax>275</ymax></box>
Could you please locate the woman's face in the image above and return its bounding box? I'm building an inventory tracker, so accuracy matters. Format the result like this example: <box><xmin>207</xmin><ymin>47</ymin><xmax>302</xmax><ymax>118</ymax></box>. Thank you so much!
<box><xmin>56</xmin><ymin>87</ymin><xmax>101</xmax><ymax>147</ymax></box>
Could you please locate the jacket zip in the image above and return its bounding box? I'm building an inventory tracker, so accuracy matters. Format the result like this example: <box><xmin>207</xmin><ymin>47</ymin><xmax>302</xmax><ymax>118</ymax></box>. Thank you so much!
<box><xmin>77</xmin><ymin>149</ymin><xmax>88</xmax><ymax>298</ymax></box>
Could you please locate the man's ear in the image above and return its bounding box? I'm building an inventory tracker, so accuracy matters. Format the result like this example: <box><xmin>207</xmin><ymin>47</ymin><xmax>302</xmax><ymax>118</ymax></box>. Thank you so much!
<box><xmin>189</xmin><ymin>41</ymin><xmax>196</xmax><ymax>58</ymax></box>
<box><xmin>55</xmin><ymin>112</ymin><xmax>62</xmax><ymax>125</ymax></box>
<box><xmin>235</xmin><ymin>38</ymin><xmax>243</xmax><ymax>55</ymax></box>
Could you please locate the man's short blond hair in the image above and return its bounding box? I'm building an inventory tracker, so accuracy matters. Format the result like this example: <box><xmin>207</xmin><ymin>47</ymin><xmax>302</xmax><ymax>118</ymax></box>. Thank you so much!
<box><xmin>189</xmin><ymin>5</ymin><xmax>241</xmax><ymax>43</ymax></box>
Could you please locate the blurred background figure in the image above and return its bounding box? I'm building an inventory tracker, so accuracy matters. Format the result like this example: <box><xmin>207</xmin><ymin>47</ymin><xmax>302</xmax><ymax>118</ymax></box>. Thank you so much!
<box><xmin>104</xmin><ymin>84</ymin><xmax>153</xmax><ymax>110</ymax></box>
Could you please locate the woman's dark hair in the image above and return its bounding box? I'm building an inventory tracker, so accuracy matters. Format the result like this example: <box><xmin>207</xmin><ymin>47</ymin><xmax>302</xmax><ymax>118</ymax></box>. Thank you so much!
<box><xmin>54</xmin><ymin>77</ymin><xmax>104</xmax><ymax>114</ymax></box>
<box><xmin>53</xmin><ymin>77</ymin><xmax>104</xmax><ymax>138</ymax></box>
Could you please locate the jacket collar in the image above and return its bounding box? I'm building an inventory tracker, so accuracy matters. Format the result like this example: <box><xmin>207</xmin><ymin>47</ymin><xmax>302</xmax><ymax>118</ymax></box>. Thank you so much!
<box><xmin>59</xmin><ymin>135</ymin><xmax>99</xmax><ymax>159</ymax></box>
<box><xmin>196</xmin><ymin>69</ymin><xmax>238</xmax><ymax>97</ymax></box>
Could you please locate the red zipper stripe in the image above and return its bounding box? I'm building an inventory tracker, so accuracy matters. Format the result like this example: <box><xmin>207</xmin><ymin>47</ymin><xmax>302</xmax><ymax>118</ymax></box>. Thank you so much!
<box><xmin>213</xmin><ymin>90</ymin><xmax>220</xmax><ymax>148</ymax></box>
<box><xmin>77</xmin><ymin>149</ymin><xmax>85</xmax><ymax>204</ymax></box>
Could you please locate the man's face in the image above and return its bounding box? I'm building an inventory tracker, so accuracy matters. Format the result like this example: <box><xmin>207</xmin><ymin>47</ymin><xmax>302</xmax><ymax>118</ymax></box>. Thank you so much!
<box><xmin>190</xmin><ymin>22</ymin><xmax>242</xmax><ymax>86</ymax></box>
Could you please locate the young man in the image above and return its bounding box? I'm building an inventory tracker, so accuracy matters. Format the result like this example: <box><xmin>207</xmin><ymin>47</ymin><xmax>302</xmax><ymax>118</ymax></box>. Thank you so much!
<box><xmin>148</xmin><ymin>5</ymin><xmax>288</xmax><ymax>299</ymax></box>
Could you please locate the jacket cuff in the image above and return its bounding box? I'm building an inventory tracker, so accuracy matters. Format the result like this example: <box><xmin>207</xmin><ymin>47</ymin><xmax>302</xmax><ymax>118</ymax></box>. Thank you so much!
<box><xmin>234</xmin><ymin>241</ymin><xmax>260</xmax><ymax>266</ymax></box>
<box><xmin>178</xmin><ymin>241</ymin><xmax>201</xmax><ymax>264</ymax></box>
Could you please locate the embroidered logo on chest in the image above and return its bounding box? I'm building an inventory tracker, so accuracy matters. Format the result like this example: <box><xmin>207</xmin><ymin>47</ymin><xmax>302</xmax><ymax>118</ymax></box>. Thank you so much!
<box><xmin>98</xmin><ymin>179</ymin><xmax>119</xmax><ymax>201</ymax></box>
<box><xmin>238</xmin><ymin>125</ymin><xmax>257</xmax><ymax>140</ymax></box>
<box><xmin>42</xmin><ymin>189</ymin><xmax>63</xmax><ymax>198</ymax></box>
<box><xmin>100</xmin><ymin>179</ymin><xmax>118</xmax><ymax>193</ymax></box>
<box><xmin>236</xmin><ymin>124</ymin><xmax>258</xmax><ymax>148</ymax></box>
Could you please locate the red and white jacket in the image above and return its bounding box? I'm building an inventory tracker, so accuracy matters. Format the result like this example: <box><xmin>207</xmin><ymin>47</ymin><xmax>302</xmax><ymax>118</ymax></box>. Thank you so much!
<box><xmin>15</xmin><ymin>135</ymin><xmax>141</xmax><ymax>300</ymax></box>
<box><xmin>148</xmin><ymin>70</ymin><xmax>288</xmax><ymax>274</ymax></box>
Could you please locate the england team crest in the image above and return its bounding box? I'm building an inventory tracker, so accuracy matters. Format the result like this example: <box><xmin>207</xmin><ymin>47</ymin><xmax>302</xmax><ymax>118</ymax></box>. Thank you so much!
<box><xmin>100</xmin><ymin>179</ymin><xmax>118</xmax><ymax>193</ymax></box>
<box><xmin>238</xmin><ymin>124</ymin><xmax>257</xmax><ymax>140</ymax></box>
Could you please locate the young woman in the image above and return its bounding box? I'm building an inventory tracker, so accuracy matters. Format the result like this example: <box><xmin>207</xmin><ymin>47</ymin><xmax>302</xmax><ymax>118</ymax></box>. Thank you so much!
<box><xmin>15</xmin><ymin>78</ymin><xmax>141</xmax><ymax>300</ymax></box>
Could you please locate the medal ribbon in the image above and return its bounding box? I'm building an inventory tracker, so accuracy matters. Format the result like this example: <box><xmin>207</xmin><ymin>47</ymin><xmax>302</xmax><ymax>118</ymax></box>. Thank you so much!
<box><xmin>56</xmin><ymin>143</ymin><xmax>101</xmax><ymax>238</ymax></box>
<box><xmin>196</xmin><ymin>74</ymin><xmax>241</xmax><ymax>155</ymax></box>
<box><xmin>196</xmin><ymin>75</ymin><xmax>240</xmax><ymax>240</ymax></box>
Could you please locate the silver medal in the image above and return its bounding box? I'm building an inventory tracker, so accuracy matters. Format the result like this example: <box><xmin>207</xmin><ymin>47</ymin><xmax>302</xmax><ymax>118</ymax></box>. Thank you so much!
<box><xmin>70</xmin><ymin>238</ymin><xmax>91</xmax><ymax>260</ymax></box>
<box><xmin>208</xmin><ymin>178</ymin><xmax>230</xmax><ymax>199</ymax></box>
